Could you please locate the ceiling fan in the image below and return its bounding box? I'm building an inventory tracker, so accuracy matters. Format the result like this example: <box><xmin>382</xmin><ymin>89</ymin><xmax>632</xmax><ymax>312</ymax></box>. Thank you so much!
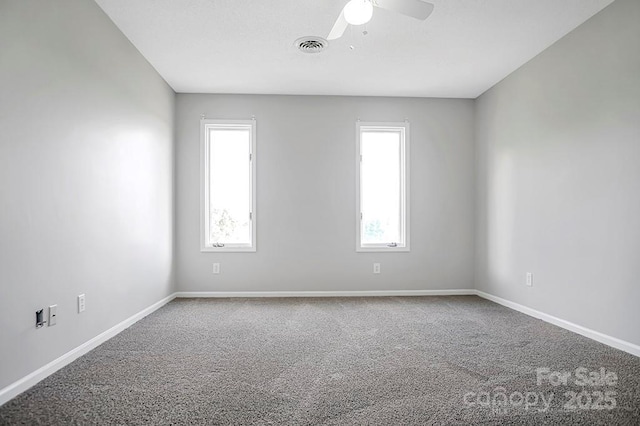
<box><xmin>327</xmin><ymin>0</ymin><xmax>435</xmax><ymax>40</ymax></box>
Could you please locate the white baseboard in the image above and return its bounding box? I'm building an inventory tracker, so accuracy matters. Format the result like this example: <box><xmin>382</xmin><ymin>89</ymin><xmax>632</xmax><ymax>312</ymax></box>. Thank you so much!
<box><xmin>0</xmin><ymin>292</ymin><xmax>177</xmax><ymax>407</ymax></box>
<box><xmin>475</xmin><ymin>290</ymin><xmax>640</xmax><ymax>358</ymax></box>
<box><xmin>175</xmin><ymin>289</ymin><xmax>476</xmax><ymax>298</ymax></box>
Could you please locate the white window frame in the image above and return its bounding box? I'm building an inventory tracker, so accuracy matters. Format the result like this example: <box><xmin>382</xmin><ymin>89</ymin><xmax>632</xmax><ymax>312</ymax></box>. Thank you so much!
<box><xmin>356</xmin><ymin>121</ymin><xmax>410</xmax><ymax>252</ymax></box>
<box><xmin>200</xmin><ymin>119</ymin><xmax>256</xmax><ymax>252</ymax></box>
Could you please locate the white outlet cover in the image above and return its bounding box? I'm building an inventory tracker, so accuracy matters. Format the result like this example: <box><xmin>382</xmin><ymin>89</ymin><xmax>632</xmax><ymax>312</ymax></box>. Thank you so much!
<box><xmin>526</xmin><ymin>273</ymin><xmax>533</xmax><ymax>287</ymax></box>
<box><xmin>373</xmin><ymin>263</ymin><xmax>381</xmax><ymax>274</ymax></box>
<box><xmin>78</xmin><ymin>294</ymin><xmax>86</xmax><ymax>313</ymax></box>
<box><xmin>213</xmin><ymin>263</ymin><xmax>220</xmax><ymax>274</ymax></box>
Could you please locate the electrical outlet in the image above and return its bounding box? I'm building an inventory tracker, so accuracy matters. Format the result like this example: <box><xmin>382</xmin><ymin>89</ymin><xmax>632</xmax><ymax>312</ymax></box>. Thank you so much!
<box><xmin>36</xmin><ymin>309</ymin><xmax>46</xmax><ymax>328</ymax></box>
<box><xmin>526</xmin><ymin>272</ymin><xmax>533</xmax><ymax>287</ymax></box>
<box><xmin>48</xmin><ymin>304</ymin><xmax>57</xmax><ymax>326</ymax></box>
<box><xmin>373</xmin><ymin>263</ymin><xmax>381</xmax><ymax>274</ymax></box>
<box><xmin>78</xmin><ymin>294</ymin><xmax>85</xmax><ymax>313</ymax></box>
<box><xmin>213</xmin><ymin>263</ymin><xmax>220</xmax><ymax>274</ymax></box>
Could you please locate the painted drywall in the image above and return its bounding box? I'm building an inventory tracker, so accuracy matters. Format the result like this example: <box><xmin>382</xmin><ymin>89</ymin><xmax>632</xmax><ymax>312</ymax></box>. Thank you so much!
<box><xmin>176</xmin><ymin>95</ymin><xmax>475</xmax><ymax>292</ymax></box>
<box><xmin>0</xmin><ymin>0</ymin><xmax>175</xmax><ymax>390</ymax></box>
<box><xmin>475</xmin><ymin>0</ymin><xmax>640</xmax><ymax>346</ymax></box>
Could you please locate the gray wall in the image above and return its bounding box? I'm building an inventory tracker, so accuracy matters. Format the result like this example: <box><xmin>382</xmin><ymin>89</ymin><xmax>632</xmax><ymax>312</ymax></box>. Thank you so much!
<box><xmin>475</xmin><ymin>0</ymin><xmax>640</xmax><ymax>345</ymax></box>
<box><xmin>0</xmin><ymin>0</ymin><xmax>175</xmax><ymax>390</ymax></box>
<box><xmin>177</xmin><ymin>95</ymin><xmax>475</xmax><ymax>292</ymax></box>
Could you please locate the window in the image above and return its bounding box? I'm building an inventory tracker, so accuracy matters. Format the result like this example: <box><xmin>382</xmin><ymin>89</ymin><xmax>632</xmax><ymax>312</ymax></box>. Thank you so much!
<box><xmin>200</xmin><ymin>119</ymin><xmax>256</xmax><ymax>252</ymax></box>
<box><xmin>356</xmin><ymin>122</ymin><xmax>409</xmax><ymax>252</ymax></box>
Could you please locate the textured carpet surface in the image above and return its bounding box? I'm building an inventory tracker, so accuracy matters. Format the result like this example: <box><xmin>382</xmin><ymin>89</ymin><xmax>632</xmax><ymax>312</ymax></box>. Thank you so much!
<box><xmin>1</xmin><ymin>296</ymin><xmax>639</xmax><ymax>425</ymax></box>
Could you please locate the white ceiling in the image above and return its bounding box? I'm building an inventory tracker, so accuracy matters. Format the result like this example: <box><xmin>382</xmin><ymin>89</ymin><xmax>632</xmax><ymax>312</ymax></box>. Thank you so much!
<box><xmin>94</xmin><ymin>0</ymin><xmax>615</xmax><ymax>98</ymax></box>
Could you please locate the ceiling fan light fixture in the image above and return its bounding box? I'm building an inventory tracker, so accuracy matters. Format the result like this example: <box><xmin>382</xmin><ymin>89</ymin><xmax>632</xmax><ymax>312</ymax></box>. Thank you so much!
<box><xmin>343</xmin><ymin>0</ymin><xmax>373</xmax><ymax>26</ymax></box>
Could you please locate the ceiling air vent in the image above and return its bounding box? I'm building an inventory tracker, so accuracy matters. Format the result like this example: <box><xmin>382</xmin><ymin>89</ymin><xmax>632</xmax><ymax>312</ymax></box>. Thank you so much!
<box><xmin>295</xmin><ymin>36</ymin><xmax>328</xmax><ymax>54</ymax></box>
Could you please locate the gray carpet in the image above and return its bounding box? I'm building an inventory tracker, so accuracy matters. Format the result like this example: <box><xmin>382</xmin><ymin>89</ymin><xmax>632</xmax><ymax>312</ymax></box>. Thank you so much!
<box><xmin>1</xmin><ymin>296</ymin><xmax>639</xmax><ymax>425</ymax></box>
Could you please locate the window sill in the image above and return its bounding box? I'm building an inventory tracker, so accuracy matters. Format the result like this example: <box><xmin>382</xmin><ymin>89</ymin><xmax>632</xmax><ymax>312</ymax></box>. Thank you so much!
<box><xmin>201</xmin><ymin>246</ymin><xmax>256</xmax><ymax>253</ymax></box>
<box><xmin>357</xmin><ymin>246</ymin><xmax>410</xmax><ymax>253</ymax></box>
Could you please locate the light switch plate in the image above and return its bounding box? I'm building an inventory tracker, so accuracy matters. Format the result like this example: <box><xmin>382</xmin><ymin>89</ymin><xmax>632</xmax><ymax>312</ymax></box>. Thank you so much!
<box><xmin>48</xmin><ymin>304</ymin><xmax>57</xmax><ymax>326</ymax></box>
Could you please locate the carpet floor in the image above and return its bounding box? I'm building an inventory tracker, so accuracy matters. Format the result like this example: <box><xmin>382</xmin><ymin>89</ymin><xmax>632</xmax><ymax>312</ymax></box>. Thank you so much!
<box><xmin>1</xmin><ymin>296</ymin><xmax>639</xmax><ymax>425</ymax></box>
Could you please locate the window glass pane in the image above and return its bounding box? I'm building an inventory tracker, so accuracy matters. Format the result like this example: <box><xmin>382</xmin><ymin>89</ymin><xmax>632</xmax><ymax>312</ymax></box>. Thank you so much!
<box><xmin>209</xmin><ymin>128</ymin><xmax>251</xmax><ymax>245</ymax></box>
<box><xmin>361</xmin><ymin>130</ymin><xmax>401</xmax><ymax>244</ymax></box>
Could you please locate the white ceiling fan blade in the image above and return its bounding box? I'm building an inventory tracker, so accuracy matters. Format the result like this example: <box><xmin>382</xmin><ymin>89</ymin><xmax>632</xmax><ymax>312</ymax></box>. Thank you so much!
<box><xmin>374</xmin><ymin>0</ymin><xmax>434</xmax><ymax>20</ymax></box>
<box><xmin>327</xmin><ymin>9</ymin><xmax>349</xmax><ymax>40</ymax></box>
